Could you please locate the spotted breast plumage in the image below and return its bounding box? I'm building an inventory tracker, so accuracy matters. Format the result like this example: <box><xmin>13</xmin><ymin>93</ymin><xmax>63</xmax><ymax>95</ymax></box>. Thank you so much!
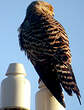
<box><xmin>18</xmin><ymin>1</ymin><xmax>81</xmax><ymax>107</ymax></box>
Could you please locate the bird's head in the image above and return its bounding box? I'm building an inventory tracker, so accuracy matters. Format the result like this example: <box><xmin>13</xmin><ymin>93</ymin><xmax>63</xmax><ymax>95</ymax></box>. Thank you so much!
<box><xmin>18</xmin><ymin>1</ymin><xmax>54</xmax><ymax>31</ymax></box>
<box><xmin>26</xmin><ymin>0</ymin><xmax>54</xmax><ymax>17</ymax></box>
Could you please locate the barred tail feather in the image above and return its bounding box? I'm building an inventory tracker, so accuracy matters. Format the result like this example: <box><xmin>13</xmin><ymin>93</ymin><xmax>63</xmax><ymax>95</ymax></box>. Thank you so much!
<box><xmin>59</xmin><ymin>64</ymin><xmax>81</xmax><ymax>104</ymax></box>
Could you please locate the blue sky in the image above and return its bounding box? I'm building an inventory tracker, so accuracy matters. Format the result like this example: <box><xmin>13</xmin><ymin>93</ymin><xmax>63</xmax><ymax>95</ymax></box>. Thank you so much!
<box><xmin>0</xmin><ymin>0</ymin><xmax>84</xmax><ymax>110</ymax></box>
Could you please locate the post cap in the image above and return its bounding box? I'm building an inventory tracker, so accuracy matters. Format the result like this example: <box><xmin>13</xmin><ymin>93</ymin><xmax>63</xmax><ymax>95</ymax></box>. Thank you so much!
<box><xmin>6</xmin><ymin>63</ymin><xmax>27</xmax><ymax>76</ymax></box>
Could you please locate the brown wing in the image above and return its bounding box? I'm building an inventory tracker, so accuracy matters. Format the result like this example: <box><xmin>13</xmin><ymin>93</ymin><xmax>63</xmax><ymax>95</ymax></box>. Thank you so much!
<box><xmin>18</xmin><ymin>14</ymin><xmax>81</xmax><ymax>107</ymax></box>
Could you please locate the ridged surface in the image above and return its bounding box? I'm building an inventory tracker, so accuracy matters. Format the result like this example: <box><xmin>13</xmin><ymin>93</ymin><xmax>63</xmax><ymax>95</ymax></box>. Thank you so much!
<box><xmin>18</xmin><ymin>1</ymin><xmax>81</xmax><ymax>107</ymax></box>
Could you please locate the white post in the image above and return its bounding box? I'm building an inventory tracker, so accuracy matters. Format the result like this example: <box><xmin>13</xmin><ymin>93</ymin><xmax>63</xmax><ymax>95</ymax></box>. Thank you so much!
<box><xmin>35</xmin><ymin>80</ymin><xmax>65</xmax><ymax>110</ymax></box>
<box><xmin>0</xmin><ymin>63</ymin><xmax>31</xmax><ymax>110</ymax></box>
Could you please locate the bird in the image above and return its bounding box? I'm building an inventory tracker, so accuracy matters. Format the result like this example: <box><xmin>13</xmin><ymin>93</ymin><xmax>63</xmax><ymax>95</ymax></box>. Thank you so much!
<box><xmin>18</xmin><ymin>0</ymin><xmax>81</xmax><ymax>107</ymax></box>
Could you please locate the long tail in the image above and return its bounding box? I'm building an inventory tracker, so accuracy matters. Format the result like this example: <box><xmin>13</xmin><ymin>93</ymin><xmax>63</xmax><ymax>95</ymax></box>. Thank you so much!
<box><xmin>60</xmin><ymin>64</ymin><xmax>81</xmax><ymax>104</ymax></box>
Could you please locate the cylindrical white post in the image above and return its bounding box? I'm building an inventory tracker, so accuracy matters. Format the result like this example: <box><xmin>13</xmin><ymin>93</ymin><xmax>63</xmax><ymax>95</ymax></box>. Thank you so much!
<box><xmin>0</xmin><ymin>63</ymin><xmax>31</xmax><ymax>110</ymax></box>
<box><xmin>35</xmin><ymin>80</ymin><xmax>65</xmax><ymax>110</ymax></box>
